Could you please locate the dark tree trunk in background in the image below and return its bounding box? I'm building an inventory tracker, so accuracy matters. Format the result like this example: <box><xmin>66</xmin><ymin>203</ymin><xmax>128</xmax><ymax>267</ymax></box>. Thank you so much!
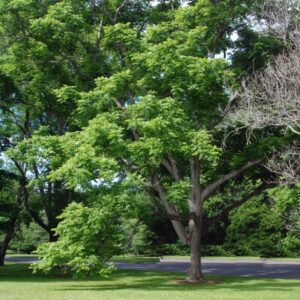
<box><xmin>49</xmin><ymin>230</ymin><xmax>57</xmax><ymax>242</ymax></box>
<box><xmin>0</xmin><ymin>218</ymin><xmax>17</xmax><ymax>266</ymax></box>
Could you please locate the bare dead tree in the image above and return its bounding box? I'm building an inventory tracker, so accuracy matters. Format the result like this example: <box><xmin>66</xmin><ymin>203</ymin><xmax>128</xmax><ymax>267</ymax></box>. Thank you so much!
<box><xmin>230</xmin><ymin>0</ymin><xmax>300</xmax><ymax>184</ymax></box>
<box><xmin>265</xmin><ymin>146</ymin><xmax>300</xmax><ymax>184</ymax></box>
<box><xmin>257</xmin><ymin>0</ymin><xmax>300</xmax><ymax>42</ymax></box>
<box><xmin>234</xmin><ymin>41</ymin><xmax>300</xmax><ymax>135</ymax></box>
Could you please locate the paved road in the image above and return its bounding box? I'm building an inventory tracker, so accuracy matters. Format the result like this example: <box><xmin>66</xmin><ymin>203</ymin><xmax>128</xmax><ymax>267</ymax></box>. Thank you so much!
<box><xmin>5</xmin><ymin>256</ymin><xmax>39</xmax><ymax>264</ymax></box>
<box><xmin>5</xmin><ymin>256</ymin><xmax>300</xmax><ymax>279</ymax></box>
<box><xmin>117</xmin><ymin>260</ymin><xmax>300</xmax><ymax>279</ymax></box>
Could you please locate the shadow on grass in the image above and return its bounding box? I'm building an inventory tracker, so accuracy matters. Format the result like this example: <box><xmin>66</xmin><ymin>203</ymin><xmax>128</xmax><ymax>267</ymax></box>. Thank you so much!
<box><xmin>0</xmin><ymin>264</ymin><xmax>110</xmax><ymax>283</ymax></box>
<box><xmin>0</xmin><ymin>264</ymin><xmax>299</xmax><ymax>293</ymax></box>
<box><xmin>59</xmin><ymin>270</ymin><xmax>300</xmax><ymax>293</ymax></box>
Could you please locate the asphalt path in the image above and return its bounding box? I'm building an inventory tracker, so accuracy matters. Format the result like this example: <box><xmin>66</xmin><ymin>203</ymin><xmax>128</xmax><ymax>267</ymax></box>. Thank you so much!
<box><xmin>116</xmin><ymin>260</ymin><xmax>300</xmax><ymax>279</ymax></box>
<box><xmin>5</xmin><ymin>256</ymin><xmax>300</xmax><ymax>279</ymax></box>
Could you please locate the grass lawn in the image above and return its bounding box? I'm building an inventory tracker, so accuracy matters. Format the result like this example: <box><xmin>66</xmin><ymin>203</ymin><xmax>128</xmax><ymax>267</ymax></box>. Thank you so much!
<box><xmin>0</xmin><ymin>264</ymin><xmax>299</xmax><ymax>300</ymax></box>
<box><xmin>111</xmin><ymin>256</ymin><xmax>160</xmax><ymax>263</ymax></box>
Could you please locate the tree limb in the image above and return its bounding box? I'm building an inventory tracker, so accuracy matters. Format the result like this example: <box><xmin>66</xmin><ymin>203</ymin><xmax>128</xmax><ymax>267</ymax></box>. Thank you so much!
<box><xmin>201</xmin><ymin>159</ymin><xmax>263</xmax><ymax>200</ymax></box>
<box><xmin>161</xmin><ymin>154</ymin><xmax>182</xmax><ymax>181</ymax></box>
<box><xmin>207</xmin><ymin>181</ymin><xmax>276</xmax><ymax>223</ymax></box>
<box><xmin>114</xmin><ymin>0</ymin><xmax>130</xmax><ymax>23</ymax></box>
<box><xmin>151</xmin><ymin>175</ymin><xmax>189</xmax><ymax>245</ymax></box>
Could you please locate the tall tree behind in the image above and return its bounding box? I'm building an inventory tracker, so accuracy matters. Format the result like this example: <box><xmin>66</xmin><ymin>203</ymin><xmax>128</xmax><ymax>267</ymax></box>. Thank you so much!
<box><xmin>0</xmin><ymin>0</ymin><xmax>158</xmax><ymax>241</ymax></box>
<box><xmin>231</xmin><ymin>0</ymin><xmax>300</xmax><ymax>184</ymax></box>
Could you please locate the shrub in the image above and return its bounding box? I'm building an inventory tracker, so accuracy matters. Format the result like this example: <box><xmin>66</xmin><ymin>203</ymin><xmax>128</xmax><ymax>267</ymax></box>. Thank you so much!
<box><xmin>224</xmin><ymin>197</ymin><xmax>284</xmax><ymax>257</ymax></box>
<box><xmin>33</xmin><ymin>202</ymin><xmax>123</xmax><ymax>277</ymax></box>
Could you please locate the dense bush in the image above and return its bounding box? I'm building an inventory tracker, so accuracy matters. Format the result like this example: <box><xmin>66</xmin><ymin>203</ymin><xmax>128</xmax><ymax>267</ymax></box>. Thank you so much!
<box><xmin>33</xmin><ymin>203</ymin><xmax>123</xmax><ymax>277</ymax></box>
<box><xmin>282</xmin><ymin>233</ymin><xmax>300</xmax><ymax>257</ymax></box>
<box><xmin>223</xmin><ymin>186</ymin><xmax>300</xmax><ymax>257</ymax></box>
<box><xmin>201</xmin><ymin>245</ymin><xmax>232</xmax><ymax>257</ymax></box>
<box><xmin>224</xmin><ymin>197</ymin><xmax>283</xmax><ymax>257</ymax></box>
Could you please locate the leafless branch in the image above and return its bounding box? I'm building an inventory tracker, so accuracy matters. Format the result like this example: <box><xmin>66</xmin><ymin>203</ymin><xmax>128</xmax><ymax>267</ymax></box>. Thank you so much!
<box><xmin>265</xmin><ymin>146</ymin><xmax>300</xmax><ymax>184</ymax></box>
<box><xmin>229</xmin><ymin>1</ymin><xmax>300</xmax><ymax>184</ymax></box>
<box><xmin>257</xmin><ymin>0</ymin><xmax>300</xmax><ymax>42</ymax></box>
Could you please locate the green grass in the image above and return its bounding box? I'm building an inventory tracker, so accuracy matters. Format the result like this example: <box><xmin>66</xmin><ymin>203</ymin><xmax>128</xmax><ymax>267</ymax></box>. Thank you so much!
<box><xmin>0</xmin><ymin>263</ymin><xmax>299</xmax><ymax>300</ymax></box>
<box><xmin>111</xmin><ymin>255</ymin><xmax>160</xmax><ymax>263</ymax></box>
<box><xmin>5</xmin><ymin>254</ymin><xmax>38</xmax><ymax>258</ymax></box>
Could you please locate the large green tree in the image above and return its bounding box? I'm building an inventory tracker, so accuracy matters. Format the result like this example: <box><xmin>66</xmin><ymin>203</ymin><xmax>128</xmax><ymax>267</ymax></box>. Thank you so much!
<box><xmin>0</xmin><ymin>0</ymin><xmax>175</xmax><ymax>242</ymax></box>
<box><xmin>0</xmin><ymin>0</ymin><xmax>287</xmax><ymax>281</ymax></box>
<box><xmin>33</xmin><ymin>0</ymin><xmax>284</xmax><ymax>282</ymax></box>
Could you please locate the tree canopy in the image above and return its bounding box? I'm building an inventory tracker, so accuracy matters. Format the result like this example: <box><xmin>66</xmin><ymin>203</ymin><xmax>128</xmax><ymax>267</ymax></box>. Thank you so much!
<box><xmin>0</xmin><ymin>0</ymin><xmax>298</xmax><ymax>282</ymax></box>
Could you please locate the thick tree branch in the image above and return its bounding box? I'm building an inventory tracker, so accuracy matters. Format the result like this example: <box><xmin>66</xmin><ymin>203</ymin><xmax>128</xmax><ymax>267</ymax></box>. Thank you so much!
<box><xmin>20</xmin><ymin>182</ymin><xmax>51</xmax><ymax>234</ymax></box>
<box><xmin>0</xmin><ymin>170</ymin><xmax>20</xmax><ymax>181</ymax></box>
<box><xmin>114</xmin><ymin>0</ymin><xmax>130</xmax><ymax>23</ymax></box>
<box><xmin>201</xmin><ymin>159</ymin><xmax>263</xmax><ymax>200</ymax></box>
<box><xmin>162</xmin><ymin>154</ymin><xmax>182</xmax><ymax>181</ymax></box>
<box><xmin>12</xmin><ymin>159</ymin><xmax>51</xmax><ymax>234</ymax></box>
<box><xmin>0</xmin><ymin>217</ymin><xmax>17</xmax><ymax>266</ymax></box>
<box><xmin>151</xmin><ymin>175</ymin><xmax>189</xmax><ymax>245</ymax></box>
<box><xmin>189</xmin><ymin>157</ymin><xmax>203</xmax><ymax>234</ymax></box>
<box><xmin>208</xmin><ymin>182</ymin><xmax>276</xmax><ymax>223</ymax></box>
<box><xmin>95</xmin><ymin>17</ymin><xmax>104</xmax><ymax>52</ymax></box>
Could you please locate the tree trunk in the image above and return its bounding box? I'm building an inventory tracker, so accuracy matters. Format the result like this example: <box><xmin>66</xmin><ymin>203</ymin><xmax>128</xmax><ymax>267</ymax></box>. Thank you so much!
<box><xmin>188</xmin><ymin>214</ymin><xmax>204</xmax><ymax>281</ymax></box>
<box><xmin>49</xmin><ymin>230</ymin><xmax>57</xmax><ymax>242</ymax></box>
<box><xmin>0</xmin><ymin>218</ymin><xmax>17</xmax><ymax>266</ymax></box>
<box><xmin>188</xmin><ymin>157</ymin><xmax>204</xmax><ymax>282</ymax></box>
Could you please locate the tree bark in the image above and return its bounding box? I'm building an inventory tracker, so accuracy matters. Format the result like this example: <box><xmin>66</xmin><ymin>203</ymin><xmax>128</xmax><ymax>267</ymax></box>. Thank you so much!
<box><xmin>0</xmin><ymin>218</ymin><xmax>17</xmax><ymax>266</ymax></box>
<box><xmin>188</xmin><ymin>214</ymin><xmax>204</xmax><ymax>281</ymax></box>
<box><xmin>187</xmin><ymin>157</ymin><xmax>205</xmax><ymax>281</ymax></box>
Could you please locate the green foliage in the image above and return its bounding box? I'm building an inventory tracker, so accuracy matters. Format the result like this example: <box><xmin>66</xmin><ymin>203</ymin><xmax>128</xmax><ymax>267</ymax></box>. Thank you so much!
<box><xmin>121</xmin><ymin>219</ymin><xmax>152</xmax><ymax>255</ymax></box>
<box><xmin>231</xmin><ymin>26</ymin><xmax>284</xmax><ymax>75</ymax></box>
<box><xmin>270</xmin><ymin>186</ymin><xmax>300</xmax><ymax>257</ymax></box>
<box><xmin>225</xmin><ymin>197</ymin><xmax>283</xmax><ymax>257</ymax></box>
<box><xmin>0</xmin><ymin>0</ymin><xmax>295</xmax><ymax>275</ymax></box>
<box><xmin>33</xmin><ymin>202</ymin><xmax>123</xmax><ymax>277</ymax></box>
<box><xmin>0</xmin><ymin>177</ymin><xmax>19</xmax><ymax>232</ymax></box>
<box><xmin>282</xmin><ymin>233</ymin><xmax>300</xmax><ymax>257</ymax></box>
<box><xmin>202</xmin><ymin>245</ymin><xmax>232</xmax><ymax>257</ymax></box>
<box><xmin>164</xmin><ymin>180</ymin><xmax>190</xmax><ymax>213</ymax></box>
<box><xmin>10</xmin><ymin>222</ymin><xmax>48</xmax><ymax>253</ymax></box>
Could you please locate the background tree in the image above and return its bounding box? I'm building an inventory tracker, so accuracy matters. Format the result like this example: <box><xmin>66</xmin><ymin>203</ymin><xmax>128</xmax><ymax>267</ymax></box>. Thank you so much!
<box><xmin>0</xmin><ymin>0</ymin><xmax>179</xmax><ymax>244</ymax></box>
<box><xmin>231</xmin><ymin>0</ymin><xmax>300</xmax><ymax>183</ymax></box>
<box><xmin>0</xmin><ymin>172</ymin><xmax>20</xmax><ymax>265</ymax></box>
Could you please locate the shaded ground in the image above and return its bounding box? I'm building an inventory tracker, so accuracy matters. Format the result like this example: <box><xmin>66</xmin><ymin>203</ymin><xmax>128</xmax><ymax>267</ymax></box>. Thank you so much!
<box><xmin>5</xmin><ymin>256</ymin><xmax>300</xmax><ymax>279</ymax></box>
<box><xmin>0</xmin><ymin>264</ymin><xmax>299</xmax><ymax>300</ymax></box>
<box><xmin>116</xmin><ymin>261</ymin><xmax>300</xmax><ymax>279</ymax></box>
